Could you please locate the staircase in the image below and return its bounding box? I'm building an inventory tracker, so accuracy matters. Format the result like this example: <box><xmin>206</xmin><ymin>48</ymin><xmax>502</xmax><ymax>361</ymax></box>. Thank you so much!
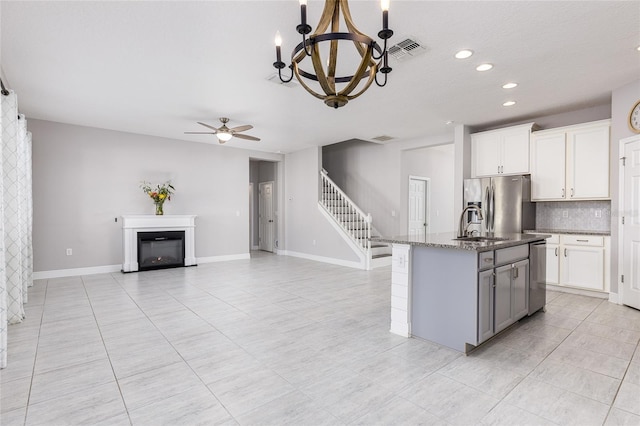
<box><xmin>319</xmin><ymin>170</ymin><xmax>391</xmax><ymax>269</ymax></box>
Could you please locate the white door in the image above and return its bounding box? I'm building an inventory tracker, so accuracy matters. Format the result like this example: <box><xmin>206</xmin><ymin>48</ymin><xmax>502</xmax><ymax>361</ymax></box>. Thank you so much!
<box><xmin>408</xmin><ymin>178</ymin><xmax>427</xmax><ymax>239</ymax></box>
<box><xmin>259</xmin><ymin>181</ymin><xmax>274</xmax><ymax>252</ymax></box>
<box><xmin>622</xmin><ymin>137</ymin><xmax>640</xmax><ymax>309</ymax></box>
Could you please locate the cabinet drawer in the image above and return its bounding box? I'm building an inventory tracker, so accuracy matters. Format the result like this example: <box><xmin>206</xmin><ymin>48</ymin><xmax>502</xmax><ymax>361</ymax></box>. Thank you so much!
<box><xmin>495</xmin><ymin>244</ymin><xmax>529</xmax><ymax>265</ymax></box>
<box><xmin>561</xmin><ymin>235</ymin><xmax>603</xmax><ymax>247</ymax></box>
<box><xmin>478</xmin><ymin>251</ymin><xmax>494</xmax><ymax>270</ymax></box>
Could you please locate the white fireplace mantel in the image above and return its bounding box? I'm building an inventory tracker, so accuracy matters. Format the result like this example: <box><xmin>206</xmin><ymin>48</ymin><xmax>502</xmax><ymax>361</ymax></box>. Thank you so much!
<box><xmin>122</xmin><ymin>215</ymin><xmax>197</xmax><ymax>272</ymax></box>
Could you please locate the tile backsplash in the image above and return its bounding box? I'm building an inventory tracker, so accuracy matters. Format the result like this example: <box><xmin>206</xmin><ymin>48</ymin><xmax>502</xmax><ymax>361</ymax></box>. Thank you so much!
<box><xmin>535</xmin><ymin>200</ymin><xmax>611</xmax><ymax>232</ymax></box>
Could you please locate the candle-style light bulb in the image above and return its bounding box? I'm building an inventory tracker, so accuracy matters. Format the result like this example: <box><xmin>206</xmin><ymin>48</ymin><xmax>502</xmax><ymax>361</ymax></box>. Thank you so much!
<box><xmin>378</xmin><ymin>0</ymin><xmax>393</xmax><ymax>39</ymax></box>
<box><xmin>381</xmin><ymin>0</ymin><xmax>390</xmax><ymax>12</ymax></box>
<box><xmin>300</xmin><ymin>0</ymin><xmax>308</xmax><ymax>28</ymax></box>
<box><xmin>274</xmin><ymin>31</ymin><xmax>282</xmax><ymax>47</ymax></box>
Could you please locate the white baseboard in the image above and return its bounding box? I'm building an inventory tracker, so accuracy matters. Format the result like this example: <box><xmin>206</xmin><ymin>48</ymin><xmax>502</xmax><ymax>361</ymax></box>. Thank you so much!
<box><xmin>390</xmin><ymin>322</ymin><xmax>410</xmax><ymax>337</ymax></box>
<box><xmin>546</xmin><ymin>284</ymin><xmax>609</xmax><ymax>299</ymax></box>
<box><xmin>608</xmin><ymin>292</ymin><xmax>619</xmax><ymax>304</ymax></box>
<box><xmin>251</xmin><ymin>245</ymin><xmax>259</xmax><ymax>250</ymax></box>
<box><xmin>197</xmin><ymin>253</ymin><xmax>251</xmax><ymax>264</ymax></box>
<box><xmin>33</xmin><ymin>264</ymin><xmax>122</xmax><ymax>280</ymax></box>
<box><xmin>282</xmin><ymin>250</ymin><xmax>364</xmax><ymax>270</ymax></box>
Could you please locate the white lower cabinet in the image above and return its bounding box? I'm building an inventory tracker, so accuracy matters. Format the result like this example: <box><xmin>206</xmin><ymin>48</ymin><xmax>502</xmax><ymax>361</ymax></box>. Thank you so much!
<box><xmin>543</xmin><ymin>233</ymin><xmax>609</xmax><ymax>292</ymax></box>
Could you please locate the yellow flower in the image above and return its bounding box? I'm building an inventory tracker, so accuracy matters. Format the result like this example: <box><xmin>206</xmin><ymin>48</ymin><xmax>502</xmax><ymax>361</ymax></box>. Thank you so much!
<box><xmin>159</xmin><ymin>193</ymin><xmax>166</xmax><ymax>200</ymax></box>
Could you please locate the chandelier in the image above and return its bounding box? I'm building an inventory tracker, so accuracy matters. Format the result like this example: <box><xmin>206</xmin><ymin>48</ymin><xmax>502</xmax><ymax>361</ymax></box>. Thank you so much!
<box><xmin>273</xmin><ymin>0</ymin><xmax>393</xmax><ymax>109</ymax></box>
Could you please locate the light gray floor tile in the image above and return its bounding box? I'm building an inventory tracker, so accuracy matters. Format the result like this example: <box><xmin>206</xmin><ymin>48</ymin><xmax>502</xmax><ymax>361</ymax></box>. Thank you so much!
<box><xmin>399</xmin><ymin>373</ymin><xmax>499</xmax><ymax>425</ymax></box>
<box><xmin>24</xmin><ymin>381</ymin><xmax>127</xmax><ymax>426</ymax></box>
<box><xmin>128</xmin><ymin>384</ymin><xmax>232</xmax><ymax>426</ymax></box>
<box><xmin>624</xmin><ymin>361</ymin><xmax>640</xmax><ymax>385</ymax></box>
<box><xmin>106</xmin><ymin>338</ymin><xmax>184</xmax><ymax>380</ymax></box>
<box><xmin>1</xmin><ymin>377</ymin><xmax>31</xmax><ymax>414</ymax></box>
<box><xmin>576</xmin><ymin>321</ymin><xmax>640</xmax><ymax>345</ymax></box>
<box><xmin>529</xmin><ymin>358</ymin><xmax>620</xmax><ymax>404</ymax></box>
<box><xmin>471</xmin><ymin>341</ymin><xmax>546</xmax><ymax>376</ymax></box>
<box><xmin>118</xmin><ymin>361</ymin><xmax>203</xmax><ymax>411</ymax></box>
<box><xmin>503</xmin><ymin>376</ymin><xmax>609</xmax><ymax>425</ymax></box>
<box><xmin>547</xmin><ymin>343</ymin><xmax>630</xmax><ymax>379</ymax></box>
<box><xmin>605</xmin><ymin>408</ymin><xmax>640</xmax><ymax>425</ymax></box>
<box><xmin>169</xmin><ymin>329</ymin><xmax>238</xmax><ymax>361</ymax></box>
<box><xmin>1</xmin><ymin>407</ymin><xmax>26</xmax><ymax>426</ymax></box>
<box><xmin>562</xmin><ymin>331</ymin><xmax>637</xmax><ymax>361</ymax></box>
<box><xmin>480</xmin><ymin>401</ymin><xmax>556</xmax><ymax>426</ymax></box>
<box><xmin>29</xmin><ymin>357</ymin><xmax>116</xmax><ymax>405</ymax></box>
<box><xmin>33</xmin><ymin>339</ymin><xmax>109</xmax><ymax>375</ymax></box>
<box><xmin>613</xmin><ymin>381</ymin><xmax>640</xmax><ymax>416</ymax></box>
<box><xmin>350</xmin><ymin>396</ymin><xmax>446</xmax><ymax>426</ymax></box>
<box><xmin>235</xmin><ymin>391</ymin><xmax>341</xmax><ymax>426</ymax></box>
<box><xmin>207</xmin><ymin>366</ymin><xmax>296</xmax><ymax>417</ymax></box>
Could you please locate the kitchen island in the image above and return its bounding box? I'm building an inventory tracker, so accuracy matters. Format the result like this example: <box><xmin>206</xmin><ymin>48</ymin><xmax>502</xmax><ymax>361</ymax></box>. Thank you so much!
<box><xmin>375</xmin><ymin>232</ymin><xmax>549</xmax><ymax>353</ymax></box>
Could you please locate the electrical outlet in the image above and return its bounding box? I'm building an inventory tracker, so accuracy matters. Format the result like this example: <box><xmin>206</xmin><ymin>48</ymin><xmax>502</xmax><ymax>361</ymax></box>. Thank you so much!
<box><xmin>595</xmin><ymin>210</ymin><xmax>602</xmax><ymax>218</ymax></box>
<box><xmin>562</xmin><ymin>210</ymin><xmax>569</xmax><ymax>218</ymax></box>
<box><xmin>66</xmin><ymin>248</ymin><xmax>72</xmax><ymax>256</ymax></box>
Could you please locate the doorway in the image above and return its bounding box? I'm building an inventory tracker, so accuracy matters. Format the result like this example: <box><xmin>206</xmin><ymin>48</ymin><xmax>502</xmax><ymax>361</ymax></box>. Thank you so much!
<box><xmin>408</xmin><ymin>176</ymin><xmax>429</xmax><ymax>240</ymax></box>
<box><xmin>259</xmin><ymin>181</ymin><xmax>275</xmax><ymax>252</ymax></box>
<box><xmin>620</xmin><ymin>135</ymin><xmax>640</xmax><ymax>310</ymax></box>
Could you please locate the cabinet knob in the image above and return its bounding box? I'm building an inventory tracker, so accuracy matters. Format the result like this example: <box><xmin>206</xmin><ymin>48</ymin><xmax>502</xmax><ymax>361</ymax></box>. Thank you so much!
<box><xmin>564</xmin><ymin>248</ymin><xmax>567</xmax><ymax>257</ymax></box>
<box><xmin>555</xmin><ymin>247</ymin><xmax>558</xmax><ymax>256</ymax></box>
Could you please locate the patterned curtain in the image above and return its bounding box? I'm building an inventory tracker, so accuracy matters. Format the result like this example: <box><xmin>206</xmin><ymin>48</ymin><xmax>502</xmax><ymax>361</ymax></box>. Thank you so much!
<box><xmin>0</xmin><ymin>89</ymin><xmax>34</xmax><ymax>369</ymax></box>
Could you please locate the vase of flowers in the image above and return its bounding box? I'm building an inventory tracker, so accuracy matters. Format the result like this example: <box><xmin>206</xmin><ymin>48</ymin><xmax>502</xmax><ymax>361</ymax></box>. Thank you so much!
<box><xmin>140</xmin><ymin>181</ymin><xmax>175</xmax><ymax>215</ymax></box>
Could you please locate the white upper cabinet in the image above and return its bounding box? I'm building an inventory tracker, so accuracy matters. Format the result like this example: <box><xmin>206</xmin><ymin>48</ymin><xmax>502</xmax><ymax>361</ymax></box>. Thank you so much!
<box><xmin>531</xmin><ymin>119</ymin><xmax>610</xmax><ymax>201</ymax></box>
<box><xmin>471</xmin><ymin>123</ymin><xmax>536</xmax><ymax>177</ymax></box>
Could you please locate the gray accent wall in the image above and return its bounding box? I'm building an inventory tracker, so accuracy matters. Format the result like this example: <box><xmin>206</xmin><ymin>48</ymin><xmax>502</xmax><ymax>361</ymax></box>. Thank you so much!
<box><xmin>30</xmin><ymin>119</ymin><xmax>283</xmax><ymax>273</ymax></box>
<box><xmin>284</xmin><ymin>146</ymin><xmax>359</xmax><ymax>263</ymax></box>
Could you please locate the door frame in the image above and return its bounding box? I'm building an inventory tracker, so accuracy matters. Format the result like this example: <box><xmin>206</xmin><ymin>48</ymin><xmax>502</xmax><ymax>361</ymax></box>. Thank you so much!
<box><xmin>618</xmin><ymin>134</ymin><xmax>640</xmax><ymax>306</ymax></box>
<box><xmin>408</xmin><ymin>175</ymin><xmax>430</xmax><ymax>236</ymax></box>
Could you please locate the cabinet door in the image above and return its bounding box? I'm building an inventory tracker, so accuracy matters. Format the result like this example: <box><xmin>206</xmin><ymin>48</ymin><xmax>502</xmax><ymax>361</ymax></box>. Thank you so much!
<box><xmin>512</xmin><ymin>260</ymin><xmax>529</xmax><ymax>320</ymax></box>
<box><xmin>545</xmin><ymin>244</ymin><xmax>560</xmax><ymax>284</ymax></box>
<box><xmin>566</xmin><ymin>124</ymin><xmax>610</xmax><ymax>199</ymax></box>
<box><xmin>472</xmin><ymin>133</ymin><xmax>501</xmax><ymax>177</ymax></box>
<box><xmin>494</xmin><ymin>265</ymin><xmax>513</xmax><ymax>334</ymax></box>
<box><xmin>502</xmin><ymin>129</ymin><xmax>530</xmax><ymax>175</ymax></box>
<box><xmin>531</xmin><ymin>131</ymin><xmax>566</xmax><ymax>200</ymax></box>
<box><xmin>478</xmin><ymin>269</ymin><xmax>494</xmax><ymax>344</ymax></box>
<box><xmin>561</xmin><ymin>246</ymin><xmax>604</xmax><ymax>291</ymax></box>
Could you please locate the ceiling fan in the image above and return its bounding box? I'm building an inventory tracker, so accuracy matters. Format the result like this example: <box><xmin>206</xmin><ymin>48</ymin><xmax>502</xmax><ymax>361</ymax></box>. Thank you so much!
<box><xmin>184</xmin><ymin>117</ymin><xmax>260</xmax><ymax>144</ymax></box>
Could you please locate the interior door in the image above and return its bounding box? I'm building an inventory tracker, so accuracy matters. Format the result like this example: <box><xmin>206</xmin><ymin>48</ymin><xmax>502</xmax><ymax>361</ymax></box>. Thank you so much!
<box><xmin>408</xmin><ymin>178</ymin><xmax>427</xmax><ymax>239</ymax></box>
<box><xmin>623</xmin><ymin>137</ymin><xmax>640</xmax><ymax>309</ymax></box>
<box><xmin>258</xmin><ymin>181</ymin><xmax>274</xmax><ymax>252</ymax></box>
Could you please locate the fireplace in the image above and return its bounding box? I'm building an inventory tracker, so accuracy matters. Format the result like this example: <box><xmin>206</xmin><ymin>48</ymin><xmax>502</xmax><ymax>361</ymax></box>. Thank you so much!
<box><xmin>137</xmin><ymin>231</ymin><xmax>185</xmax><ymax>271</ymax></box>
<box><xmin>121</xmin><ymin>215</ymin><xmax>197</xmax><ymax>273</ymax></box>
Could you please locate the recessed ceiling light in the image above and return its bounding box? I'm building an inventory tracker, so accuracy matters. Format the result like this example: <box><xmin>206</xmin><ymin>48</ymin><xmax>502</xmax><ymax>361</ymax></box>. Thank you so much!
<box><xmin>502</xmin><ymin>82</ymin><xmax>518</xmax><ymax>89</ymax></box>
<box><xmin>454</xmin><ymin>49</ymin><xmax>473</xmax><ymax>59</ymax></box>
<box><xmin>476</xmin><ymin>63</ymin><xmax>493</xmax><ymax>72</ymax></box>
<box><xmin>637</xmin><ymin>45</ymin><xmax>640</xmax><ymax>52</ymax></box>
<box><xmin>445</xmin><ymin>120</ymin><xmax>454</xmax><ymax>125</ymax></box>
<box><xmin>503</xmin><ymin>101</ymin><xmax>516</xmax><ymax>107</ymax></box>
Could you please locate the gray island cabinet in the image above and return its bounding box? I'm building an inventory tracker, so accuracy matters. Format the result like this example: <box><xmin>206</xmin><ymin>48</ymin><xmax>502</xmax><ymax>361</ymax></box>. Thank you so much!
<box><xmin>375</xmin><ymin>232</ymin><xmax>548</xmax><ymax>353</ymax></box>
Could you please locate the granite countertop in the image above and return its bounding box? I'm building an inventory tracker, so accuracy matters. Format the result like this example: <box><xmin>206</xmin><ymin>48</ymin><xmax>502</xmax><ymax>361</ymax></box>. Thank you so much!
<box><xmin>524</xmin><ymin>229</ymin><xmax>611</xmax><ymax>236</ymax></box>
<box><xmin>374</xmin><ymin>232</ymin><xmax>550</xmax><ymax>253</ymax></box>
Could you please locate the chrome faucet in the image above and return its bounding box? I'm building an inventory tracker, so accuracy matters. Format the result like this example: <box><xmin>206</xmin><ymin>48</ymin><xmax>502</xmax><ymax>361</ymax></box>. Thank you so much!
<box><xmin>457</xmin><ymin>205</ymin><xmax>484</xmax><ymax>238</ymax></box>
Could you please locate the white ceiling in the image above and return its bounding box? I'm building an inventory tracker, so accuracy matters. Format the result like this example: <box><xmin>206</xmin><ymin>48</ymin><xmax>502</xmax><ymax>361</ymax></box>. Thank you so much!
<box><xmin>2</xmin><ymin>1</ymin><xmax>639</xmax><ymax>154</ymax></box>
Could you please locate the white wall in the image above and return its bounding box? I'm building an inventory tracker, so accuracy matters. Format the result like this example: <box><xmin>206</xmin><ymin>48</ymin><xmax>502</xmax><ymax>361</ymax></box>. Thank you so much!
<box><xmin>400</xmin><ymin>144</ymin><xmax>456</xmax><ymax>234</ymax></box>
<box><xmin>611</xmin><ymin>79</ymin><xmax>640</xmax><ymax>295</ymax></box>
<box><xmin>30</xmin><ymin>119</ymin><xmax>283</xmax><ymax>273</ymax></box>
<box><xmin>284</xmin><ymin>146</ymin><xmax>359</xmax><ymax>264</ymax></box>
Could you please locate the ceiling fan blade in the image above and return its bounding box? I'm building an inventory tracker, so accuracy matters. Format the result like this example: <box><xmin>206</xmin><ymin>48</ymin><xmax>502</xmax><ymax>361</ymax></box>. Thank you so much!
<box><xmin>197</xmin><ymin>122</ymin><xmax>219</xmax><ymax>132</ymax></box>
<box><xmin>233</xmin><ymin>133</ymin><xmax>261</xmax><ymax>141</ymax></box>
<box><xmin>184</xmin><ymin>131</ymin><xmax>216</xmax><ymax>134</ymax></box>
<box><xmin>230</xmin><ymin>124</ymin><xmax>253</xmax><ymax>133</ymax></box>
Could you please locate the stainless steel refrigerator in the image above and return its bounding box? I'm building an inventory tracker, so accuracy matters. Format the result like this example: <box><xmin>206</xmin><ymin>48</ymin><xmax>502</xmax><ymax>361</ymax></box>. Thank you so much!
<box><xmin>463</xmin><ymin>175</ymin><xmax>536</xmax><ymax>234</ymax></box>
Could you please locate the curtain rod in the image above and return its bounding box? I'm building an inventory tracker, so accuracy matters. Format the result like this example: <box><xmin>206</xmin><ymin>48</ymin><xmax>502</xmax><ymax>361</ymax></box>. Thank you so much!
<box><xmin>0</xmin><ymin>78</ymin><xmax>9</xmax><ymax>96</ymax></box>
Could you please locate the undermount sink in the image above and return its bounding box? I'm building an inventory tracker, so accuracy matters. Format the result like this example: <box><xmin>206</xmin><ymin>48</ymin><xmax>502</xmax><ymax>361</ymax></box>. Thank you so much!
<box><xmin>453</xmin><ymin>236</ymin><xmax>510</xmax><ymax>242</ymax></box>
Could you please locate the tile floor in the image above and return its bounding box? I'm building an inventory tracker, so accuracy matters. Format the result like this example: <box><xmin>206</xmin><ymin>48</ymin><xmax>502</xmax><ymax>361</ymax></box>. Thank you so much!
<box><xmin>1</xmin><ymin>252</ymin><xmax>639</xmax><ymax>425</ymax></box>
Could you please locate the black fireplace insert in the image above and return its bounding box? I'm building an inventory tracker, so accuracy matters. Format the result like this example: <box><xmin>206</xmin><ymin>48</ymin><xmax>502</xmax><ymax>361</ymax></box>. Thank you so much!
<box><xmin>137</xmin><ymin>231</ymin><xmax>185</xmax><ymax>271</ymax></box>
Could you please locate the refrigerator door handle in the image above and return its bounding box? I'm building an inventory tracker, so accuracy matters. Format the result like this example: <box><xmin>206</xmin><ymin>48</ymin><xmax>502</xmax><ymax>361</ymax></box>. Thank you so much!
<box><xmin>484</xmin><ymin>186</ymin><xmax>491</xmax><ymax>232</ymax></box>
<box><xmin>490</xmin><ymin>182</ymin><xmax>496</xmax><ymax>231</ymax></box>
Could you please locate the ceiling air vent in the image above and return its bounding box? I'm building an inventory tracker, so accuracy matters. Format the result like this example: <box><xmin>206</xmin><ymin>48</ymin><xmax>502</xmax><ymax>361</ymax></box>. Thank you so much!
<box><xmin>266</xmin><ymin>72</ymin><xmax>298</xmax><ymax>88</ymax></box>
<box><xmin>371</xmin><ymin>135</ymin><xmax>395</xmax><ymax>143</ymax></box>
<box><xmin>388</xmin><ymin>37</ymin><xmax>427</xmax><ymax>62</ymax></box>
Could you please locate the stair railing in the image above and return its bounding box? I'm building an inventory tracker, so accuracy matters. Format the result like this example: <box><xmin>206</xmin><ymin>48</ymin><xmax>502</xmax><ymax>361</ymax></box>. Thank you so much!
<box><xmin>319</xmin><ymin>170</ymin><xmax>371</xmax><ymax>256</ymax></box>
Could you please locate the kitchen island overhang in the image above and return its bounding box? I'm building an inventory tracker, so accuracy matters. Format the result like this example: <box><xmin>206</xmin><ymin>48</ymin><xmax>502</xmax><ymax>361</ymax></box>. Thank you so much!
<box><xmin>375</xmin><ymin>232</ymin><xmax>550</xmax><ymax>354</ymax></box>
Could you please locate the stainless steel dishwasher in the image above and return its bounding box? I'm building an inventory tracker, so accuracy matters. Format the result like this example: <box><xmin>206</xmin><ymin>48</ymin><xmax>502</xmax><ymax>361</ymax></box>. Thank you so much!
<box><xmin>529</xmin><ymin>241</ymin><xmax>547</xmax><ymax>315</ymax></box>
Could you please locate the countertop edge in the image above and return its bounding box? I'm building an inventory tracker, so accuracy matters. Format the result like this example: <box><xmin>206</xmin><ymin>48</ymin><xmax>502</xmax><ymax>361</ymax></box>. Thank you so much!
<box><xmin>523</xmin><ymin>229</ymin><xmax>611</xmax><ymax>236</ymax></box>
<box><xmin>374</xmin><ymin>233</ymin><xmax>550</xmax><ymax>252</ymax></box>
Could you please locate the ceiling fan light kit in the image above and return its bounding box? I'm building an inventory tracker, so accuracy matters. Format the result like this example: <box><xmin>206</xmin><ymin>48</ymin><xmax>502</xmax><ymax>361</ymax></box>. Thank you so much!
<box><xmin>184</xmin><ymin>117</ymin><xmax>260</xmax><ymax>144</ymax></box>
<box><xmin>273</xmin><ymin>0</ymin><xmax>394</xmax><ymax>109</ymax></box>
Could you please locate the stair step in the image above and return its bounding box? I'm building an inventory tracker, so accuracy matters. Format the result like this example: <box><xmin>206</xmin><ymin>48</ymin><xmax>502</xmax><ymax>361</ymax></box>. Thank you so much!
<box><xmin>372</xmin><ymin>253</ymin><xmax>392</xmax><ymax>259</ymax></box>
